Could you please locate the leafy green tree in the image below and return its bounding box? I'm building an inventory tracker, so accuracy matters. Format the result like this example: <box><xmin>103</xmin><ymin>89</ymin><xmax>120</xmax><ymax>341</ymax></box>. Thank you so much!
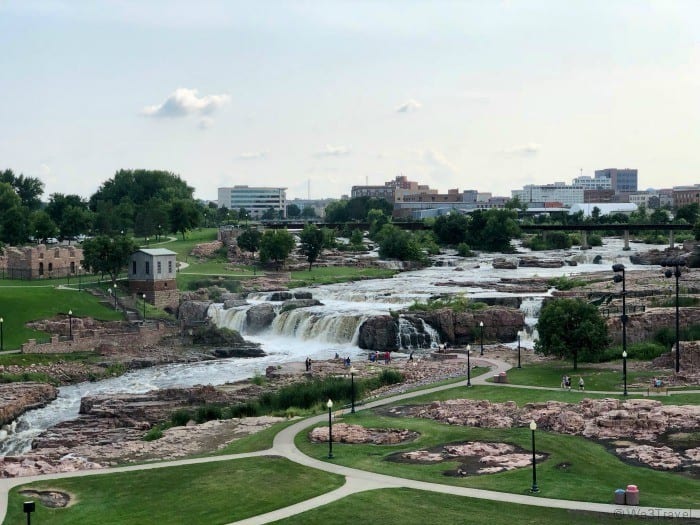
<box><xmin>650</xmin><ymin>208</ymin><xmax>670</xmax><ymax>224</ymax></box>
<box><xmin>2</xmin><ymin>206</ymin><xmax>30</xmax><ymax>245</ymax></box>
<box><xmin>321</xmin><ymin>227</ymin><xmax>337</xmax><ymax>249</ymax></box>
<box><xmin>169</xmin><ymin>199</ymin><xmax>201</xmax><ymax>240</ymax></box>
<box><xmin>675</xmin><ymin>203</ymin><xmax>699</xmax><ymax>224</ymax></box>
<box><xmin>286</xmin><ymin>204</ymin><xmax>301</xmax><ymax>218</ymax></box>
<box><xmin>301</xmin><ymin>206</ymin><xmax>317</xmax><ymax>219</ymax></box>
<box><xmin>30</xmin><ymin>210</ymin><xmax>59</xmax><ymax>243</ymax></box>
<box><xmin>89</xmin><ymin>169</ymin><xmax>194</xmax><ymax>209</ymax></box>
<box><xmin>367</xmin><ymin>209</ymin><xmax>389</xmax><ymax>239</ymax></box>
<box><xmin>590</xmin><ymin>206</ymin><xmax>601</xmax><ymax>223</ymax></box>
<box><xmin>299</xmin><ymin>224</ymin><xmax>325</xmax><ymax>270</ymax></box>
<box><xmin>349</xmin><ymin>229</ymin><xmax>364</xmax><ymax>248</ymax></box>
<box><xmin>0</xmin><ymin>169</ymin><xmax>44</xmax><ymax>210</ymax></box>
<box><xmin>59</xmin><ymin>206</ymin><xmax>93</xmax><ymax>240</ymax></box>
<box><xmin>259</xmin><ymin>229</ymin><xmax>295</xmax><ymax>269</ymax></box>
<box><xmin>81</xmin><ymin>235</ymin><xmax>138</xmax><ymax>284</ymax></box>
<box><xmin>377</xmin><ymin>224</ymin><xmax>425</xmax><ymax>262</ymax></box>
<box><xmin>535</xmin><ymin>298</ymin><xmax>609</xmax><ymax>370</ymax></box>
<box><xmin>479</xmin><ymin>209</ymin><xmax>520</xmax><ymax>251</ymax></box>
<box><xmin>433</xmin><ymin>212</ymin><xmax>469</xmax><ymax>245</ymax></box>
<box><xmin>237</xmin><ymin>228</ymin><xmax>262</xmax><ymax>259</ymax></box>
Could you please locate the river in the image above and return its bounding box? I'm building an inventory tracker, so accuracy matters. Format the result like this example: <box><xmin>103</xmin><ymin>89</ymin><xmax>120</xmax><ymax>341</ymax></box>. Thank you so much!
<box><xmin>0</xmin><ymin>238</ymin><xmax>666</xmax><ymax>455</ymax></box>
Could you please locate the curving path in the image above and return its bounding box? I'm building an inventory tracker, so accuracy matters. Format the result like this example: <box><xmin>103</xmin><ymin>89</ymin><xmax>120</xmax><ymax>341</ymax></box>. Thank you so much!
<box><xmin>0</xmin><ymin>357</ymin><xmax>697</xmax><ymax>524</ymax></box>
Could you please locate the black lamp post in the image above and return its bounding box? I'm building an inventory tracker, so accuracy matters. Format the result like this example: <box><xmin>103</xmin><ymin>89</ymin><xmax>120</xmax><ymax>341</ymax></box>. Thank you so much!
<box><xmin>517</xmin><ymin>334</ymin><xmax>522</xmax><ymax>368</ymax></box>
<box><xmin>78</xmin><ymin>265</ymin><xmax>82</xmax><ymax>292</ymax></box>
<box><xmin>530</xmin><ymin>420</ymin><xmax>539</xmax><ymax>493</ymax></box>
<box><xmin>349</xmin><ymin>366</ymin><xmax>357</xmax><ymax>413</ymax></box>
<box><xmin>0</xmin><ymin>317</ymin><xmax>4</xmax><ymax>351</ymax></box>
<box><xmin>466</xmin><ymin>344</ymin><xmax>472</xmax><ymax>387</ymax></box>
<box><xmin>68</xmin><ymin>309</ymin><xmax>73</xmax><ymax>340</ymax></box>
<box><xmin>23</xmin><ymin>501</ymin><xmax>35</xmax><ymax>525</ymax></box>
<box><xmin>612</xmin><ymin>264</ymin><xmax>628</xmax><ymax>378</ymax></box>
<box><xmin>327</xmin><ymin>399</ymin><xmax>334</xmax><ymax>458</ymax></box>
<box><xmin>661</xmin><ymin>258</ymin><xmax>686</xmax><ymax>373</ymax></box>
<box><xmin>622</xmin><ymin>350</ymin><xmax>628</xmax><ymax>396</ymax></box>
<box><xmin>479</xmin><ymin>321</ymin><xmax>484</xmax><ymax>356</ymax></box>
<box><xmin>113</xmin><ymin>283</ymin><xmax>118</xmax><ymax>309</ymax></box>
<box><xmin>142</xmin><ymin>293</ymin><xmax>147</xmax><ymax>321</ymax></box>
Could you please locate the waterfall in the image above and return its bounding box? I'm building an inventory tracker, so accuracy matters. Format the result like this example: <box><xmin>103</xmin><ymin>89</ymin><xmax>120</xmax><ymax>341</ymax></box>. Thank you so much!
<box><xmin>208</xmin><ymin>305</ymin><xmax>248</xmax><ymax>333</ymax></box>
<box><xmin>518</xmin><ymin>297</ymin><xmax>543</xmax><ymax>347</ymax></box>
<box><xmin>396</xmin><ymin>316</ymin><xmax>440</xmax><ymax>350</ymax></box>
<box><xmin>271</xmin><ymin>309</ymin><xmax>367</xmax><ymax>344</ymax></box>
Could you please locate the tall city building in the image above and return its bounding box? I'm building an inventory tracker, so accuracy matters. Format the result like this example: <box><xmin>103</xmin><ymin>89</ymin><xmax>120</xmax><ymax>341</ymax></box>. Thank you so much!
<box><xmin>594</xmin><ymin>169</ymin><xmax>638</xmax><ymax>193</ymax></box>
<box><xmin>218</xmin><ymin>186</ymin><xmax>287</xmax><ymax>218</ymax></box>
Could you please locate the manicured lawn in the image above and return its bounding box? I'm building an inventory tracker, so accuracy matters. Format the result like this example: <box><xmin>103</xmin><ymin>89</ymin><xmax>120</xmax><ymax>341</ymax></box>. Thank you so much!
<box><xmin>295</xmin><ymin>405</ymin><xmax>700</xmax><ymax>508</ymax></box>
<box><xmin>218</xmin><ymin>419</ymin><xmax>299</xmax><ymax>454</ymax></box>
<box><xmin>157</xmin><ymin>228</ymin><xmax>218</xmax><ymax>259</ymax></box>
<box><xmin>0</xmin><ymin>287</ymin><xmax>123</xmax><ymax>350</ymax></box>
<box><xmin>275</xmin><ymin>488</ymin><xmax>689</xmax><ymax>525</ymax></box>
<box><xmin>3</xmin><ymin>457</ymin><xmax>344</xmax><ymax>525</ymax></box>
<box><xmin>503</xmin><ymin>362</ymin><xmax>670</xmax><ymax>392</ymax></box>
<box><xmin>289</xmin><ymin>266</ymin><xmax>397</xmax><ymax>287</ymax></box>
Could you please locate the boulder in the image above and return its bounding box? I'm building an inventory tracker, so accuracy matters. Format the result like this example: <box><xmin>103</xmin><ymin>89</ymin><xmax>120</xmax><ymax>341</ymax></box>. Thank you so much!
<box><xmin>223</xmin><ymin>299</ymin><xmax>248</xmax><ymax>310</ymax></box>
<box><xmin>293</xmin><ymin>291</ymin><xmax>313</xmax><ymax>300</ymax></box>
<box><xmin>268</xmin><ymin>291</ymin><xmax>293</xmax><ymax>301</ymax></box>
<box><xmin>492</xmin><ymin>258</ymin><xmax>518</xmax><ymax>270</ymax></box>
<box><xmin>413</xmin><ymin>307</ymin><xmax>525</xmax><ymax>345</ymax></box>
<box><xmin>246</xmin><ymin>303</ymin><xmax>276</xmax><ymax>333</ymax></box>
<box><xmin>0</xmin><ymin>383</ymin><xmax>58</xmax><ymax>426</ymax></box>
<box><xmin>178</xmin><ymin>301</ymin><xmax>213</xmax><ymax>326</ymax></box>
<box><xmin>358</xmin><ymin>316</ymin><xmax>399</xmax><ymax>351</ymax></box>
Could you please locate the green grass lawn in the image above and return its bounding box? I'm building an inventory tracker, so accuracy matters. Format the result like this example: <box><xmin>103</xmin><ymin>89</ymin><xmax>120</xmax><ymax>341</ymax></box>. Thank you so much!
<box><xmin>0</xmin><ymin>287</ymin><xmax>123</xmax><ymax>350</ymax></box>
<box><xmin>295</xmin><ymin>410</ymin><xmax>700</xmax><ymax>509</ymax></box>
<box><xmin>3</xmin><ymin>457</ymin><xmax>344</xmax><ymax>525</ymax></box>
<box><xmin>289</xmin><ymin>266</ymin><xmax>397</xmax><ymax>287</ymax></box>
<box><xmin>157</xmin><ymin>228</ymin><xmax>218</xmax><ymax>259</ymax></box>
<box><xmin>502</xmin><ymin>362</ymin><xmax>663</xmax><ymax>392</ymax></box>
<box><xmin>274</xmin><ymin>488</ymin><xmax>696</xmax><ymax>525</ymax></box>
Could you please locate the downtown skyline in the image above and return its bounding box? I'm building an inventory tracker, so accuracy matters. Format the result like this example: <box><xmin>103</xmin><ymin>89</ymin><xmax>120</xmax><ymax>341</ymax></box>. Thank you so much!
<box><xmin>1</xmin><ymin>1</ymin><xmax>699</xmax><ymax>202</ymax></box>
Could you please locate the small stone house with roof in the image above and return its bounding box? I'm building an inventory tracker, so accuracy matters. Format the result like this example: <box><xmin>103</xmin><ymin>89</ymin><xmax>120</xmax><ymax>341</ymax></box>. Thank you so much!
<box><xmin>128</xmin><ymin>248</ymin><xmax>178</xmax><ymax>307</ymax></box>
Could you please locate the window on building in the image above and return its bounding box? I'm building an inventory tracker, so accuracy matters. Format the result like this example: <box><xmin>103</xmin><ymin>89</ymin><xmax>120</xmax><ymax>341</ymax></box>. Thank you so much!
<box><xmin>48</xmin><ymin>263</ymin><xmax>53</xmax><ymax>272</ymax></box>
<box><xmin>39</xmin><ymin>262</ymin><xmax>44</xmax><ymax>276</ymax></box>
<box><xmin>132</xmin><ymin>261</ymin><xmax>137</xmax><ymax>274</ymax></box>
<box><xmin>157</xmin><ymin>261</ymin><xmax>162</xmax><ymax>274</ymax></box>
<box><xmin>168</xmin><ymin>260</ymin><xmax>173</xmax><ymax>273</ymax></box>
<box><xmin>145</xmin><ymin>262</ymin><xmax>150</xmax><ymax>275</ymax></box>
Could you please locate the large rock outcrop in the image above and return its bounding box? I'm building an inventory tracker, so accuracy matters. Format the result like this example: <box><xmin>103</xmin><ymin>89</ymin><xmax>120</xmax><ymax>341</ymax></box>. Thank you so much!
<box><xmin>178</xmin><ymin>301</ymin><xmax>213</xmax><ymax>327</ymax></box>
<box><xmin>0</xmin><ymin>383</ymin><xmax>58</xmax><ymax>426</ymax></box>
<box><xmin>413</xmin><ymin>307</ymin><xmax>525</xmax><ymax>345</ymax></box>
<box><xmin>358</xmin><ymin>316</ymin><xmax>398</xmax><ymax>351</ymax></box>
<box><xmin>245</xmin><ymin>303</ymin><xmax>276</xmax><ymax>333</ymax></box>
<box><xmin>608</xmin><ymin>307</ymin><xmax>700</xmax><ymax>345</ymax></box>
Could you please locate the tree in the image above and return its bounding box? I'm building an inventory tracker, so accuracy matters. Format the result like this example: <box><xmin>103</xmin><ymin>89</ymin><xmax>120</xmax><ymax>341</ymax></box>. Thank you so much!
<box><xmin>47</xmin><ymin>193</ymin><xmax>92</xmax><ymax>239</ymax></box>
<box><xmin>0</xmin><ymin>169</ymin><xmax>44</xmax><ymax>210</ymax></box>
<box><xmin>433</xmin><ymin>212</ymin><xmax>469</xmax><ymax>245</ymax></box>
<box><xmin>237</xmin><ymin>228</ymin><xmax>262</xmax><ymax>260</ymax></box>
<box><xmin>299</xmin><ymin>224</ymin><xmax>325</xmax><ymax>270</ymax></box>
<box><xmin>262</xmin><ymin>207</ymin><xmax>280</xmax><ymax>220</ymax></box>
<box><xmin>286</xmin><ymin>204</ymin><xmax>301</xmax><ymax>218</ymax></box>
<box><xmin>259</xmin><ymin>229</ymin><xmax>295</xmax><ymax>269</ymax></box>
<box><xmin>478</xmin><ymin>209</ymin><xmax>520</xmax><ymax>251</ymax></box>
<box><xmin>301</xmin><ymin>206</ymin><xmax>317</xmax><ymax>219</ymax></box>
<box><xmin>81</xmin><ymin>235</ymin><xmax>138</xmax><ymax>284</ymax></box>
<box><xmin>367</xmin><ymin>209</ymin><xmax>389</xmax><ymax>239</ymax></box>
<box><xmin>169</xmin><ymin>199</ymin><xmax>201</xmax><ymax>240</ymax></box>
<box><xmin>377</xmin><ymin>224</ymin><xmax>425</xmax><ymax>262</ymax></box>
<box><xmin>675</xmin><ymin>203</ymin><xmax>699</xmax><ymax>224</ymax></box>
<box><xmin>535</xmin><ymin>298</ymin><xmax>609</xmax><ymax>370</ymax></box>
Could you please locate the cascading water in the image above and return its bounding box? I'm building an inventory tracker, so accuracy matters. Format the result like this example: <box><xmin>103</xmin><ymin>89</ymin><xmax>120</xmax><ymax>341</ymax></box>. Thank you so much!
<box><xmin>0</xmin><ymin>237</ymin><xmax>671</xmax><ymax>455</ymax></box>
<box><xmin>396</xmin><ymin>316</ymin><xmax>440</xmax><ymax>350</ymax></box>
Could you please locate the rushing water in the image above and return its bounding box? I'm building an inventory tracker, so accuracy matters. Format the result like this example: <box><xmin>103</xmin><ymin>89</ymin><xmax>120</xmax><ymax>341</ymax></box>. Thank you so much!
<box><xmin>0</xmin><ymin>237</ymin><xmax>668</xmax><ymax>455</ymax></box>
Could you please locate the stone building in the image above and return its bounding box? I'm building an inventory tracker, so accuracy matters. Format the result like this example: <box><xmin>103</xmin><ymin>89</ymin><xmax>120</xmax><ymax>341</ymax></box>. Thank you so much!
<box><xmin>2</xmin><ymin>245</ymin><xmax>83</xmax><ymax>280</ymax></box>
<box><xmin>128</xmin><ymin>248</ymin><xmax>178</xmax><ymax>308</ymax></box>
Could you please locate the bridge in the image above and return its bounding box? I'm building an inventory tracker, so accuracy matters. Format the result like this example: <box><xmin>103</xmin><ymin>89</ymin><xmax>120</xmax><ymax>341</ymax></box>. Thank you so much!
<box><xmin>257</xmin><ymin>221</ymin><xmax>692</xmax><ymax>249</ymax></box>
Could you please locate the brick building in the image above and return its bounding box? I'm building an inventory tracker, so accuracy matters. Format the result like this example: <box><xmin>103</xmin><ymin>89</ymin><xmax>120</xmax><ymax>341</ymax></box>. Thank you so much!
<box><xmin>2</xmin><ymin>245</ymin><xmax>83</xmax><ymax>280</ymax></box>
<box><xmin>128</xmin><ymin>248</ymin><xmax>178</xmax><ymax>307</ymax></box>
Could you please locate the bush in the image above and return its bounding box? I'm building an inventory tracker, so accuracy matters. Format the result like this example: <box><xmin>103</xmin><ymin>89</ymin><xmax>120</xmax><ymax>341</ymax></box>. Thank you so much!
<box><xmin>171</xmin><ymin>409</ymin><xmax>193</xmax><ymax>427</ymax></box>
<box><xmin>407</xmin><ymin>296</ymin><xmax>487</xmax><ymax>313</ymax></box>
<box><xmin>598</xmin><ymin>342</ymin><xmax>667</xmax><ymax>362</ymax></box>
<box><xmin>654</xmin><ymin>323</ymin><xmax>700</xmax><ymax>348</ymax></box>
<box><xmin>195</xmin><ymin>404</ymin><xmax>223</xmax><ymax>423</ymax></box>
<box><xmin>456</xmin><ymin>243</ymin><xmax>474</xmax><ymax>257</ymax></box>
<box><xmin>587</xmin><ymin>234</ymin><xmax>603</xmax><ymax>247</ymax></box>
<box><xmin>547</xmin><ymin>276</ymin><xmax>587</xmax><ymax>291</ymax></box>
<box><xmin>143</xmin><ymin>426</ymin><xmax>164</xmax><ymax>441</ymax></box>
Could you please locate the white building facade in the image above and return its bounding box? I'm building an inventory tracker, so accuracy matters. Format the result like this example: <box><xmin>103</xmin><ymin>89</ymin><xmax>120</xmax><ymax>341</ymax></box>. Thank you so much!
<box><xmin>218</xmin><ymin>186</ymin><xmax>287</xmax><ymax>218</ymax></box>
<box><xmin>512</xmin><ymin>184</ymin><xmax>584</xmax><ymax>207</ymax></box>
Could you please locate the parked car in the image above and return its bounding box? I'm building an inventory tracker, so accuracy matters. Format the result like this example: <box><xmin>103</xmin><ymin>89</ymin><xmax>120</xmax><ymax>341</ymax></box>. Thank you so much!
<box><xmin>45</xmin><ymin>237</ymin><xmax>59</xmax><ymax>244</ymax></box>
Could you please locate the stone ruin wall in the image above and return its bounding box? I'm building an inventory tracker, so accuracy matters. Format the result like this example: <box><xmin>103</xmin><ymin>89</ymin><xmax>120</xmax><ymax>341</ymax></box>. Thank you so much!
<box><xmin>1</xmin><ymin>245</ymin><xmax>83</xmax><ymax>280</ymax></box>
<box><xmin>21</xmin><ymin>323</ymin><xmax>168</xmax><ymax>354</ymax></box>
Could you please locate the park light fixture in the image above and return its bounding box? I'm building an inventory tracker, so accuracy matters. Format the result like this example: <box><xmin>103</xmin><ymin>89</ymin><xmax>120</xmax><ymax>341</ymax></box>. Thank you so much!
<box><xmin>466</xmin><ymin>344</ymin><xmax>472</xmax><ymax>387</ymax></box>
<box><xmin>0</xmin><ymin>317</ymin><xmax>4</xmax><ymax>351</ymax></box>
<box><xmin>142</xmin><ymin>293</ymin><xmax>147</xmax><ymax>321</ymax></box>
<box><xmin>530</xmin><ymin>420</ymin><xmax>539</xmax><ymax>493</ymax></box>
<box><xmin>68</xmin><ymin>309</ymin><xmax>73</xmax><ymax>340</ymax></box>
<box><xmin>622</xmin><ymin>350</ymin><xmax>628</xmax><ymax>396</ymax></box>
<box><xmin>479</xmin><ymin>321</ymin><xmax>484</xmax><ymax>356</ymax></box>
<box><xmin>612</xmin><ymin>264</ymin><xmax>628</xmax><ymax>378</ymax></box>
<box><xmin>349</xmin><ymin>366</ymin><xmax>357</xmax><ymax>413</ymax></box>
<box><xmin>327</xmin><ymin>399</ymin><xmax>334</xmax><ymax>458</ymax></box>
<box><xmin>661</xmin><ymin>258</ymin><xmax>686</xmax><ymax>373</ymax></box>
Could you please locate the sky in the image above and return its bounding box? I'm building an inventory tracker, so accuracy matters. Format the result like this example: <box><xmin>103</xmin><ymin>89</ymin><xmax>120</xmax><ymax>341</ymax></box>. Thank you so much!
<box><xmin>1</xmin><ymin>1</ymin><xmax>699</xmax><ymax>202</ymax></box>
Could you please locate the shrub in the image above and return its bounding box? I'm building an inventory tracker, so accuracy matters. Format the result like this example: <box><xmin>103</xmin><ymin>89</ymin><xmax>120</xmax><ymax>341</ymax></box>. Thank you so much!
<box><xmin>456</xmin><ymin>243</ymin><xmax>474</xmax><ymax>257</ymax></box>
<box><xmin>195</xmin><ymin>404</ymin><xmax>223</xmax><ymax>423</ymax></box>
<box><xmin>171</xmin><ymin>409</ymin><xmax>193</xmax><ymax>427</ymax></box>
<box><xmin>407</xmin><ymin>296</ymin><xmax>486</xmax><ymax>312</ymax></box>
<box><xmin>547</xmin><ymin>276</ymin><xmax>587</xmax><ymax>291</ymax></box>
<box><xmin>598</xmin><ymin>342</ymin><xmax>667</xmax><ymax>362</ymax></box>
<box><xmin>143</xmin><ymin>426</ymin><xmax>164</xmax><ymax>441</ymax></box>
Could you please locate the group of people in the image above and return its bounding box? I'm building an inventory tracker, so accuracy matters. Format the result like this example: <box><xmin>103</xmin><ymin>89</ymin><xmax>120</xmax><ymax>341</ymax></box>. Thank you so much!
<box><xmin>561</xmin><ymin>375</ymin><xmax>585</xmax><ymax>391</ymax></box>
<box><xmin>304</xmin><ymin>357</ymin><xmax>312</xmax><ymax>372</ymax></box>
<box><xmin>368</xmin><ymin>351</ymin><xmax>392</xmax><ymax>364</ymax></box>
<box><xmin>651</xmin><ymin>377</ymin><xmax>664</xmax><ymax>388</ymax></box>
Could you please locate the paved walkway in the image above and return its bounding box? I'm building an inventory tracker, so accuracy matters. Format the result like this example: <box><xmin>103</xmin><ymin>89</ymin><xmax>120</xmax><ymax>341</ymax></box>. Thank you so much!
<box><xmin>0</xmin><ymin>357</ymin><xmax>697</xmax><ymax>524</ymax></box>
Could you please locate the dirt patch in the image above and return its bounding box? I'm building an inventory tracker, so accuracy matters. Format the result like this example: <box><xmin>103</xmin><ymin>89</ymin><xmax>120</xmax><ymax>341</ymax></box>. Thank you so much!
<box><xmin>19</xmin><ymin>489</ymin><xmax>72</xmax><ymax>508</ymax></box>
<box><xmin>387</xmin><ymin>440</ymin><xmax>547</xmax><ymax>477</ymax></box>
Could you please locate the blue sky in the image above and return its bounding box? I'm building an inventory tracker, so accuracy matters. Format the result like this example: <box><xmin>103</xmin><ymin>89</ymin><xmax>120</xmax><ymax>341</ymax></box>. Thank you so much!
<box><xmin>1</xmin><ymin>1</ymin><xmax>699</xmax><ymax>201</ymax></box>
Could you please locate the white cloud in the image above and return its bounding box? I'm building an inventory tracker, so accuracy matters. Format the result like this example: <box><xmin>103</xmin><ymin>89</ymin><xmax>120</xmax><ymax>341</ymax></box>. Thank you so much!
<box><xmin>236</xmin><ymin>151</ymin><xmax>268</xmax><ymax>160</ymax></box>
<box><xmin>501</xmin><ymin>142</ymin><xmax>541</xmax><ymax>157</ymax></box>
<box><xmin>395</xmin><ymin>99</ymin><xmax>422</xmax><ymax>113</ymax></box>
<box><xmin>314</xmin><ymin>145</ymin><xmax>351</xmax><ymax>157</ymax></box>
<box><xmin>142</xmin><ymin>88</ymin><xmax>230</xmax><ymax>118</ymax></box>
<box><xmin>422</xmin><ymin>149</ymin><xmax>457</xmax><ymax>174</ymax></box>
